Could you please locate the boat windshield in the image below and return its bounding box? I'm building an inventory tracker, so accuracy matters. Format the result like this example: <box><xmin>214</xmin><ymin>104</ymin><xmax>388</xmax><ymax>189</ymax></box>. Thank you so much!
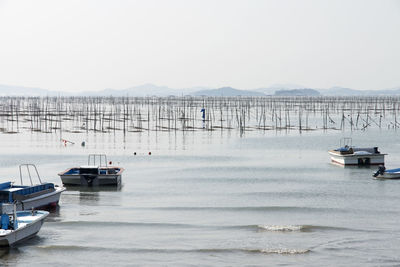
<box><xmin>18</xmin><ymin>164</ymin><xmax>43</xmax><ymax>186</ymax></box>
<box><xmin>88</xmin><ymin>154</ymin><xmax>108</xmax><ymax>167</ymax></box>
<box><xmin>340</xmin><ymin>137</ymin><xmax>352</xmax><ymax>148</ymax></box>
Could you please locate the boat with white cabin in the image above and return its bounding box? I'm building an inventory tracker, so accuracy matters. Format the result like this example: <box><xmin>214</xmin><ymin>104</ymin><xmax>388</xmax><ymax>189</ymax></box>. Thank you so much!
<box><xmin>0</xmin><ymin>164</ymin><xmax>65</xmax><ymax>211</ymax></box>
<box><xmin>58</xmin><ymin>154</ymin><xmax>124</xmax><ymax>186</ymax></box>
<box><xmin>0</xmin><ymin>203</ymin><xmax>49</xmax><ymax>246</ymax></box>
<box><xmin>328</xmin><ymin>138</ymin><xmax>386</xmax><ymax>166</ymax></box>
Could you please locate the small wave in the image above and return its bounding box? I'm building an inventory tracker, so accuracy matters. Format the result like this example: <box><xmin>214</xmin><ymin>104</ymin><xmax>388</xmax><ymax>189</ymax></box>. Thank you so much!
<box><xmin>142</xmin><ymin>206</ymin><xmax>342</xmax><ymax>213</ymax></box>
<box><xmin>35</xmin><ymin>245</ymin><xmax>310</xmax><ymax>255</ymax></box>
<box><xmin>36</xmin><ymin>245</ymin><xmax>86</xmax><ymax>252</ymax></box>
<box><xmin>197</xmin><ymin>248</ymin><xmax>310</xmax><ymax>255</ymax></box>
<box><xmin>49</xmin><ymin>220</ymin><xmax>199</xmax><ymax>229</ymax></box>
<box><xmin>258</xmin><ymin>248</ymin><xmax>310</xmax><ymax>254</ymax></box>
<box><xmin>254</xmin><ymin>224</ymin><xmax>363</xmax><ymax>233</ymax></box>
<box><xmin>48</xmin><ymin>220</ymin><xmax>364</xmax><ymax>234</ymax></box>
<box><xmin>257</xmin><ymin>225</ymin><xmax>304</xmax><ymax>231</ymax></box>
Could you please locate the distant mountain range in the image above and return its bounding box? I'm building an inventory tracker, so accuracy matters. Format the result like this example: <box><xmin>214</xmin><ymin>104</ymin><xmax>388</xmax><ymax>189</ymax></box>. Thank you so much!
<box><xmin>274</xmin><ymin>89</ymin><xmax>320</xmax><ymax>96</ymax></box>
<box><xmin>0</xmin><ymin>84</ymin><xmax>55</xmax><ymax>96</ymax></box>
<box><xmin>1</xmin><ymin>83</ymin><xmax>400</xmax><ymax>97</ymax></box>
<box><xmin>193</xmin><ymin>87</ymin><xmax>265</xmax><ymax>97</ymax></box>
<box><xmin>82</xmin><ymin>84</ymin><xmax>191</xmax><ymax>97</ymax></box>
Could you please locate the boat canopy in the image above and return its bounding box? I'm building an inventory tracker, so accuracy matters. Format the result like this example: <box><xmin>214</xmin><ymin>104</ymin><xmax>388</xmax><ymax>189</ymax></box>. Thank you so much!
<box><xmin>0</xmin><ymin>183</ymin><xmax>55</xmax><ymax>203</ymax></box>
<box><xmin>0</xmin><ymin>182</ymin><xmax>12</xmax><ymax>191</ymax></box>
<box><xmin>335</xmin><ymin>147</ymin><xmax>352</xmax><ymax>152</ymax></box>
<box><xmin>385</xmin><ymin>168</ymin><xmax>400</xmax><ymax>173</ymax></box>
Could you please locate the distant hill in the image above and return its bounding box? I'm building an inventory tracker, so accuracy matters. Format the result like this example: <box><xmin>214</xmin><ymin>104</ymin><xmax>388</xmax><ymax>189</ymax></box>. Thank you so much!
<box><xmin>256</xmin><ymin>84</ymin><xmax>306</xmax><ymax>95</ymax></box>
<box><xmin>192</xmin><ymin>87</ymin><xmax>265</xmax><ymax>97</ymax></box>
<box><xmin>0</xmin><ymin>84</ymin><xmax>57</xmax><ymax>96</ymax></box>
<box><xmin>275</xmin><ymin>89</ymin><xmax>320</xmax><ymax>96</ymax></box>
<box><xmin>318</xmin><ymin>87</ymin><xmax>367</xmax><ymax>96</ymax></box>
<box><xmin>0</xmin><ymin>83</ymin><xmax>400</xmax><ymax>97</ymax></box>
<box><xmin>318</xmin><ymin>87</ymin><xmax>400</xmax><ymax>96</ymax></box>
<box><xmin>372</xmin><ymin>88</ymin><xmax>400</xmax><ymax>95</ymax></box>
<box><xmin>82</xmin><ymin>83</ymin><xmax>201</xmax><ymax>97</ymax></box>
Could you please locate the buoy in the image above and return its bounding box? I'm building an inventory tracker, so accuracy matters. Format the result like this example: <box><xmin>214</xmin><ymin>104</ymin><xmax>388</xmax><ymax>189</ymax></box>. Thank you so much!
<box><xmin>61</xmin><ymin>138</ymin><xmax>75</xmax><ymax>145</ymax></box>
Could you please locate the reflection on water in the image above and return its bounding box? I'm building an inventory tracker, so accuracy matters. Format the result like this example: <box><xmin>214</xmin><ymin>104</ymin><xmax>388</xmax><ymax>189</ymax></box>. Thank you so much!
<box><xmin>45</xmin><ymin>206</ymin><xmax>61</xmax><ymax>222</ymax></box>
<box><xmin>64</xmin><ymin>185</ymin><xmax>122</xmax><ymax>205</ymax></box>
<box><xmin>64</xmin><ymin>185</ymin><xmax>122</xmax><ymax>193</ymax></box>
<box><xmin>62</xmin><ymin>186</ymin><xmax>123</xmax><ymax>206</ymax></box>
<box><xmin>14</xmin><ymin>236</ymin><xmax>45</xmax><ymax>248</ymax></box>
<box><xmin>0</xmin><ymin>247</ymin><xmax>11</xmax><ymax>259</ymax></box>
<box><xmin>330</xmin><ymin>162</ymin><xmax>375</xmax><ymax>169</ymax></box>
<box><xmin>78</xmin><ymin>191</ymin><xmax>100</xmax><ymax>204</ymax></box>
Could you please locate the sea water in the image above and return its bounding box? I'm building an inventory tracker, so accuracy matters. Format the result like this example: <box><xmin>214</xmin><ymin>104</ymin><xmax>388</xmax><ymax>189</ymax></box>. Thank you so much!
<box><xmin>0</xmin><ymin>129</ymin><xmax>400</xmax><ymax>266</ymax></box>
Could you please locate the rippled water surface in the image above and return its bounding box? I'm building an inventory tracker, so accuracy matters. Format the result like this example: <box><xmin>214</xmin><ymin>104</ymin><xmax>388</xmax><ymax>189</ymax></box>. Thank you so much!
<box><xmin>1</xmin><ymin>129</ymin><xmax>400</xmax><ymax>266</ymax></box>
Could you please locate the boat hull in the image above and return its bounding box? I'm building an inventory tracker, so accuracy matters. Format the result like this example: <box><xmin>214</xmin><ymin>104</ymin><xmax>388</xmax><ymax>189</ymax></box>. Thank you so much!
<box><xmin>329</xmin><ymin>151</ymin><xmax>385</xmax><ymax>166</ymax></box>
<box><xmin>0</xmin><ymin>211</ymin><xmax>48</xmax><ymax>246</ymax></box>
<box><xmin>374</xmin><ymin>172</ymin><xmax>400</xmax><ymax>179</ymax></box>
<box><xmin>17</xmin><ymin>187</ymin><xmax>65</xmax><ymax>211</ymax></box>
<box><xmin>59</xmin><ymin>174</ymin><xmax>121</xmax><ymax>186</ymax></box>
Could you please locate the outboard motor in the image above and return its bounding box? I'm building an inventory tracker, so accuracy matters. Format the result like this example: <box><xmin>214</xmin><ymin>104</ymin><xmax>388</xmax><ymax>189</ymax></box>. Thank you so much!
<box><xmin>80</xmin><ymin>167</ymin><xmax>99</xmax><ymax>186</ymax></box>
<box><xmin>83</xmin><ymin>174</ymin><xmax>96</xmax><ymax>186</ymax></box>
<box><xmin>373</xmin><ymin>165</ymin><xmax>386</xmax><ymax>177</ymax></box>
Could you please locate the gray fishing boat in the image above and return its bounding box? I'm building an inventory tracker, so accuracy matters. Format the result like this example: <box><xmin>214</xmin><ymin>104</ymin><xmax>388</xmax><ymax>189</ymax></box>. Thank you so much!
<box><xmin>58</xmin><ymin>154</ymin><xmax>124</xmax><ymax>186</ymax></box>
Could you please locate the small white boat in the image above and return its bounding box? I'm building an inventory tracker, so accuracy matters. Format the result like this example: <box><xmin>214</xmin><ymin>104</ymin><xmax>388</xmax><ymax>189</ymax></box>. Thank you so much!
<box><xmin>0</xmin><ymin>203</ymin><xmax>49</xmax><ymax>246</ymax></box>
<box><xmin>328</xmin><ymin>138</ymin><xmax>386</xmax><ymax>166</ymax></box>
<box><xmin>373</xmin><ymin>166</ymin><xmax>400</xmax><ymax>179</ymax></box>
<box><xmin>58</xmin><ymin>154</ymin><xmax>124</xmax><ymax>186</ymax></box>
<box><xmin>0</xmin><ymin>164</ymin><xmax>65</xmax><ymax>211</ymax></box>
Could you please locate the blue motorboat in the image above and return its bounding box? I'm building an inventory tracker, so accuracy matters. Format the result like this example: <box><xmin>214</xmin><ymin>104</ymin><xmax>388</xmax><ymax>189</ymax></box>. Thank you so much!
<box><xmin>0</xmin><ymin>203</ymin><xmax>48</xmax><ymax>246</ymax></box>
<box><xmin>373</xmin><ymin>166</ymin><xmax>400</xmax><ymax>179</ymax></box>
<box><xmin>0</xmin><ymin>164</ymin><xmax>65</xmax><ymax>210</ymax></box>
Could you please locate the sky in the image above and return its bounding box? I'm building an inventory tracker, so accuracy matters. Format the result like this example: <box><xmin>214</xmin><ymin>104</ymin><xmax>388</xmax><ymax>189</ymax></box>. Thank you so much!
<box><xmin>0</xmin><ymin>0</ymin><xmax>399</xmax><ymax>92</ymax></box>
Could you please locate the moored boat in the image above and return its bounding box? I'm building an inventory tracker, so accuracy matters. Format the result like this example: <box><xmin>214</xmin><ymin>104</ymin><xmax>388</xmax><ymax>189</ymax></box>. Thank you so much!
<box><xmin>328</xmin><ymin>138</ymin><xmax>386</xmax><ymax>166</ymax></box>
<box><xmin>373</xmin><ymin>166</ymin><xmax>400</xmax><ymax>179</ymax></box>
<box><xmin>58</xmin><ymin>154</ymin><xmax>124</xmax><ymax>186</ymax></box>
<box><xmin>0</xmin><ymin>203</ymin><xmax>49</xmax><ymax>246</ymax></box>
<box><xmin>0</xmin><ymin>164</ymin><xmax>65</xmax><ymax>211</ymax></box>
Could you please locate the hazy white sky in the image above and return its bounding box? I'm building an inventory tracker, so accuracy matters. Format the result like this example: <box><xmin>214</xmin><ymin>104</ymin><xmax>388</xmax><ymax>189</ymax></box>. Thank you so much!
<box><xmin>0</xmin><ymin>0</ymin><xmax>399</xmax><ymax>92</ymax></box>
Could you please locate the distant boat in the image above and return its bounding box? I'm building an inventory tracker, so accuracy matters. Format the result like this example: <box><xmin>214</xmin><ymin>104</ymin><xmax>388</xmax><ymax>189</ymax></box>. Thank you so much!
<box><xmin>0</xmin><ymin>164</ymin><xmax>65</xmax><ymax>210</ymax></box>
<box><xmin>373</xmin><ymin>166</ymin><xmax>400</xmax><ymax>179</ymax></box>
<box><xmin>58</xmin><ymin>154</ymin><xmax>124</xmax><ymax>186</ymax></box>
<box><xmin>0</xmin><ymin>203</ymin><xmax>49</xmax><ymax>246</ymax></box>
<box><xmin>328</xmin><ymin>138</ymin><xmax>386</xmax><ymax>166</ymax></box>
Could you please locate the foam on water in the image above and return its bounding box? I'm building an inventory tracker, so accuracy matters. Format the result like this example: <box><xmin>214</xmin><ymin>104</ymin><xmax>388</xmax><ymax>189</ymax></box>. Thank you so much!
<box><xmin>259</xmin><ymin>248</ymin><xmax>310</xmax><ymax>254</ymax></box>
<box><xmin>255</xmin><ymin>224</ymin><xmax>366</xmax><ymax>233</ymax></box>
<box><xmin>257</xmin><ymin>225</ymin><xmax>304</xmax><ymax>231</ymax></box>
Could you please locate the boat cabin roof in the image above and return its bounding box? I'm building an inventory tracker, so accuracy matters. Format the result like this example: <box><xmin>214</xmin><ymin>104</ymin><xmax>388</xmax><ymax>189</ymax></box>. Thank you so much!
<box><xmin>79</xmin><ymin>165</ymin><xmax>119</xmax><ymax>169</ymax></box>
<box><xmin>80</xmin><ymin>165</ymin><xmax>100</xmax><ymax>169</ymax></box>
